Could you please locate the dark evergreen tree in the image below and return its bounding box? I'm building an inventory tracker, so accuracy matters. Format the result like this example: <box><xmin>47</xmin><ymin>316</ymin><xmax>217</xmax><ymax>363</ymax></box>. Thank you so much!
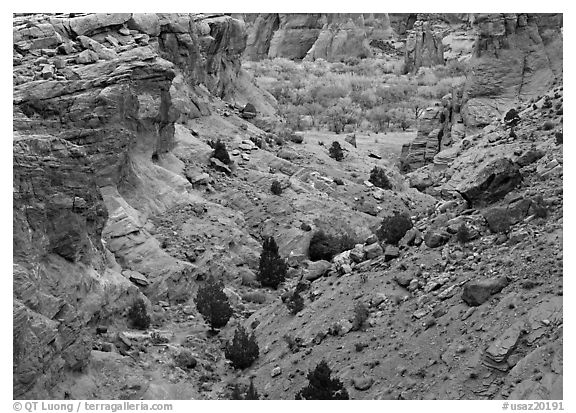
<box><xmin>376</xmin><ymin>213</ymin><xmax>413</xmax><ymax>245</ymax></box>
<box><xmin>224</xmin><ymin>325</ymin><xmax>259</xmax><ymax>369</ymax></box>
<box><xmin>128</xmin><ymin>298</ymin><xmax>150</xmax><ymax>330</ymax></box>
<box><xmin>212</xmin><ymin>139</ymin><xmax>231</xmax><ymax>164</ymax></box>
<box><xmin>271</xmin><ymin>180</ymin><xmax>283</xmax><ymax>195</ymax></box>
<box><xmin>230</xmin><ymin>384</ymin><xmax>243</xmax><ymax>400</ymax></box>
<box><xmin>245</xmin><ymin>380</ymin><xmax>260</xmax><ymax>400</ymax></box>
<box><xmin>195</xmin><ymin>277</ymin><xmax>233</xmax><ymax>331</ymax></box>
<box><xmin>296</xmin><ymin>360</ymin><xmax>350</xmax><ymax>400</ymax></box>
<box><xmin>286</xmin><ymin>290</ymin><xmax>304</xmax><ymax>315</ymax></box>
<box><xmin>258</xmin><ymin>236</ymin><xmax>287</xmax><ymax>289</ymax></box>
<box><xmin>369</xmin><ymin>166</ymin><xmax>392</xmax><ymax>190</ymax></box>
<box><xmin>328</xmin><ymin>141</ymin><xmax>344</xmax><ymax>161</ymax></box>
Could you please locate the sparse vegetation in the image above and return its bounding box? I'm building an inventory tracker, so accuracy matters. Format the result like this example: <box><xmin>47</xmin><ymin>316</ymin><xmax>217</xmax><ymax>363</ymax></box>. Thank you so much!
<box><xmin>285</xmin><ymin>290</ymin><xmax>305</xmax><ymax>315</ymax></box>
<box><xmin>376</xmin><ymin>213</ymin><xmax>413</xmax><ymax>245</ymax></box>
<box><xmin>224</xmin><ymin>325</ymin><xmax>259</xmax><ymax>369</ymax></box>
<box><xmin>174</xmin><ymin>348</ymin><xmax>197</xmax><ymax>370</ymax></box>
<box><xmin>258</xmin><ymin>236</ymin><xmax>287</xmax><ymax>289</ymax></box>
<box><xmin>308</xmin><ymin>230</ymin><xmax>356</xmax><ymax>261</ymax></box>
<box><xmin>456</xmin><ymin>223</ymin><xmax>471</xmax><ymax>244</ymax></box>
<box><xmin>271</xmin><ymin>180</ymin><xmax>283</xmax><ymax>195</ymax></box>
<box><xmin>210</xmin><ymin>138</ymin><xmax>231</xmax><ymax>164</ymax></box>
<box><xmin>283</xmin><ymin>333</ymin><xmax>301</xmax><ymax>353</ymax></box>
<box><xmin>195</xmin><ymin>277</ymin><xmax>233</xmax><ymax>331</ymax></box>
<box><xmin>328</xmin><ymin>141</ymin><xmax>344</xmax><ymax>161</ymax></box>
<box><xmin>128</xmin><ymin>298</ymin><xmax>150</xmax><ymax>330</ymax></box>
<box><xmin>296</xmin><ymin>360</ymin><xmax>349</xmax><ymax>400</ymax></box>
<box><xmin>369</xmin><ymin>166</ymin><xmax>392</xmax><ymax>190</ymax></box>
<box><xmin>351</xmin><ymin>301</ymin><xmax>369</xmax><ymax>331</ymax></box>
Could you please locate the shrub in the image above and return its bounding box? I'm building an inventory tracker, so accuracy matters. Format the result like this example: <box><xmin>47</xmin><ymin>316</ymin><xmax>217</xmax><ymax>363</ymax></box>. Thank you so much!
<box><xmin>229</xmin><ymin>384</ymin><xmax>243</xmax><ymax>400</ymax></box>
<box><xmin>456</xmin><ymin>223</ymin><xmax>471</xmax><ymax>244</ymax></box>
<box><xmin>224</xmin><ymin>325</ymin><xmax>259</xmax><ymax>369</ymax></box>
<box><xmin>258</xmin><ymin>236</ymin><xmax>287</xmax><ymax>289</ymax></box>
<box><xmin>376</xmin><ymin>213</ymin><xmax>413</xmax><ymax>245</ymax></box>
<box><xmin>351</xmin><ymin>301</ymin><xmax>369</xmax><ymax>331</ymax></box>
<box><xmin>328</xmin><ymin>141</ymin><xmax>344</xmax><ymax>161</ymax></box>
<box><xmin>128</xmin><ymin>298</ymin><xmax>150</xmax><ymax>330</ymax></box>
<box><xmin>283</xmin><ymin>334</ymin><xmax>301</xmax><ymax>353</ymax></box>
<box><xmin>504</xmin><ymin>108</ymin><xmax>520</xmax><ymax>127</ymax></box>
<box><xmin>543</xmin><ymin>121</ymin><xmax>555</xmax><ymax>131</ymax></box>
<box><xmin>174</xmin><ymin>348</ymin><xmax>197</xmax><ymax>370</ymax></box>
<box><xmin>290</xmin><ymin>133</ymin><xmax>304</xmax><ymax>144</ymax></box>
<box><xmin>296</xmin><ymin>360</ymin><xmax>349</xmax><ymax>400</ymax></box>
<box><xmin>286</xmin><ymin>290</ymin><xmax>304</xmax><ymax>315</ymax></box>
<box><xmin>195</xmin><ymin>277</ymin><xmax>233</xmax><ymax>331</ymax></box>
<box><xmin>308</xmin><ymin>230</ymin><xmax>356</xmax><ymax>261</ymax></box>
<box><xmin>334</xmin><ymin>178</ymin><xmax>344</xmax><ymax>186</ymax></box>
<box><xmin>211</xmin><ymin>139</ymin><xmax>231</xmax><ymax>164</ymax></box>
<box><xmin>555</xmin><ymin>131</ymin><xmax>563</xmax><ymax>145</ymax></box>
<box><xmin>271</xmin><ymin>180</ymin><xmax>283</xmax><ymax>195</ymax></box>
<box><xmin>369</xmin><ymin>166</ymin><xmax>392</xmax><ymax>190</ymax></box>
<box><xmin>228</xmin><ymin>380</ymin><xmax>260</xmax><ymax>400</ymax></box>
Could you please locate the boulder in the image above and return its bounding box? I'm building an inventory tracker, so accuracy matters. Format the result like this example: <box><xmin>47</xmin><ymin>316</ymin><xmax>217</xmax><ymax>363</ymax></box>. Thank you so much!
<box><xmin>482</xmin><ymin>198</ymin><xmax>532</xmax><ymax>233</ymax></box>
<box><xmin>365</xmin><ymin>234</ymin><xmax>378</xmax><ymax>245</ymax></box>
<box><xmin>515</xmin><ymin>149</ymin><xmax>545</xmax><ymax>167</ymax></box>
<box><xmin>363</xmin><ymin>242</ymin><xmax>383</xmax><ymax>260</ymax></box>
<box><xmin>384</xmin><ymin>245</ymin><xmax>400</xmax><ymax>261</ymax></box>
<box><xmin>483</xmin><ymin>321</ymin><xmax>524</xmax><ymax>370</ymax></box>
<box><xmin>424</xmin><ymin>229</ymin><xmax>450</xmax><ymax>248</ymax></box>
<box><xmin>76</xmin><ymin>49</ymin><xmax>99</xmax><ymax>64</ymax></box>
<box><xmin>457</xmin><ymin>158</ymin><xmax>522</xmax><ymax>207</ymax></box>
<box><xmin>305</xmin><ymin>260</ymin><xmax>331</xmax><ymax>281</ymax></box>
<box><xmin>210</xmin><ymin>157</ymin><xmax>232</xmax><ymax>175</ymax></box>
<box><xmin>123</xmin><ymin>270</ymin><xmax>149</xmax><ymax>287</ymax></box>
<box><xmin>352</xmin><ymin>376</ymin><xmax>374</xmax><ymax>391</ymax></box>
<box><xmin>462</xmin><ymin>276</ymin><xmax>509</xmax><ymax>306</ymax></box>
<box><xmin>394</xmin><ymin>273</ymin><xmax>414</xmax><ymax>288</ymax></box>
<box><xmin>349</xmin><ymin>245</ymin><xmax>365</xmax><ymax>263</ymax></box>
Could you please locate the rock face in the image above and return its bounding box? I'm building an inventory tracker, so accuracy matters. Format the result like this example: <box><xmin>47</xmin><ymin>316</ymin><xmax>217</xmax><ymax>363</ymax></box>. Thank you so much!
<box><xmin>12</xmin><ymin>12</ymin><xmax>257</xmax><ymax>398</ymax></box>
<box><xmin>461</xmin><ymin>13</ymin><xmax>563</xmax><ymax>127</ymax></box>
<box><xmin>404</xmin><ymin>17</ymin><xmax>444</xmax><ymax>74</ymax></box>
<box><xmin>244</xmin><ymin>13</ymin><xmax>392</xmax><ymax>61</ymax></box>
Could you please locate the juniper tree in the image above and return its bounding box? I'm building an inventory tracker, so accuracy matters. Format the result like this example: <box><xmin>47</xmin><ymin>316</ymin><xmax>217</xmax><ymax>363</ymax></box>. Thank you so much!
<box><xmin>211</xmin><ymin>139</ymin><xmax>231</xmax><ymax>164</ymax></box>
<box><xmin>128</xmin><ymin>298</ymin><xmax>150</xmax><ymax>330</ymax></box>
<box><xmin>224</xmin><ymin>325</ymin><xmax>259</xmax><ymax>369</ymax></box>
<box><xmin>195</xmin><ymin>277</ymin><xmax>233</xmax><ymax>331</ymax></box>
<box><xmin>258</xmin><ymin>236</ymin><xmax>287</xmax><ymax>289</ymax></box>
<box><xmin>328</xmin><ymin>141</ymin><xmax>344</xmax><ymax>161</ymax></box>
<box><xmin>369</xmin><ymin>166</ymin><xmax>392</xmax><ymax>190</ymax></box>
<box><xmin>296</xmin><ymin>360</ymin><xmax>349</xmax><ymax>400</ymax></box>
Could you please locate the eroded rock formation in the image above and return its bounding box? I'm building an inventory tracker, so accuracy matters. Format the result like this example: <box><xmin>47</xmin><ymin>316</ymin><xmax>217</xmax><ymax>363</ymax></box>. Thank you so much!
<box><xmin>461</xmin><ymin>13</ymin><xmax>563</xmax><ymax>127</ymax></box>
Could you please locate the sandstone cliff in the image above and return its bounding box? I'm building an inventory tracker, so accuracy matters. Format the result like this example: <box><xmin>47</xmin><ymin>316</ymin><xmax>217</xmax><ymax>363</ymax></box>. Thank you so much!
<box><xmin>12</xmin><ymin>12</ymin><xmax>264</xmax><ymax>398</ymax></box>
<box><xmin>244</xmin><ymin>13</ymin><xmax>394</xmax><ymax>62</ymax></box>
<box><xmin>461</xmin><ymin>13</ymin><xmax>563</xmax><ymax>127</ymax></box>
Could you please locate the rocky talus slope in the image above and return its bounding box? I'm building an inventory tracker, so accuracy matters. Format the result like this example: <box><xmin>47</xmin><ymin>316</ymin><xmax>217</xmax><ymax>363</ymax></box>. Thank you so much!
<box><xmin>243</xmin><ymin>87</ymin><xmax>563</xmax><ymax>400</ymax></box>
<box><xmin>13</xmin><ymin>12</ymin><xmax>431</xmax><ymax>399</ymax></box>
